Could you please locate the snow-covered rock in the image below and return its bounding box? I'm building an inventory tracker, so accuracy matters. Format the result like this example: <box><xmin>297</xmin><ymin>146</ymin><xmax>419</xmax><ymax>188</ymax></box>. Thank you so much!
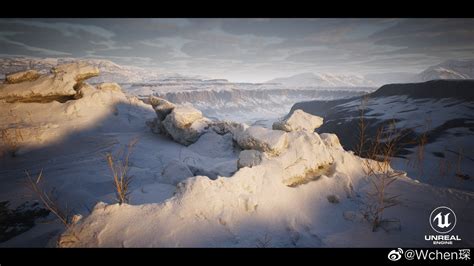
<box><xmin>149</xmin><ymin>96</ymin><xmax>176</xmax><ymax>121</ymax></box>
<box><xmin>5</xmin><ymin>70</ymin><xmax>40</xmax><ymax>84</ymax></box>
<box><xmin>234</xmin><ymin>126</ymin><xmax>288</xmax><ymax>155</ymax></box>
<box><xmin>51</xmin><ymin>62</ymin><xmax>99</xmax><ymax>82</ymax></box>
<box><xmin>237</xmin><ymin>149</ymin><xmax>264</xmax><ymax>168</ymax></box>
<box><xmin>272</xmin><ymin>109</ymin><xmax>323</xmax><ymax>132</ymax></box>
<box><xmin>0</xmin><ymin>63</ymin><xmax>153</xmax><ymax>154</ymax></box>
<box><xmin>0</xmin><ymin>62</ymin><xmax>99</xmax><ymax>101</ymax></box>
<box><xmin>320</xmin><ymin>133</ymin><xmax>343</xmax><ymax>150</ymax></box>
<box><xmin>162</xmin><ymin>106</ymin><xmax>210</xmax><ymax>146</ymax></box>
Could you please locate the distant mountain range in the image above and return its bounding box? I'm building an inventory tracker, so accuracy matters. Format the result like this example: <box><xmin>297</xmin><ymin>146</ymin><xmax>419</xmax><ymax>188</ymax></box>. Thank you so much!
<box><xmin>267</xmin><ymin>72</ymin><xmax>376</xmax><ymax>87</ymax></box>
<box><xmin>267</xmin><ymin>59</ymin><xmax>474</xmax><ymax>87</ymax></box>
<box><xmin>1</xmin><ymin>56</ymin><xmax>473</xmax><ymax>87</ymax></box>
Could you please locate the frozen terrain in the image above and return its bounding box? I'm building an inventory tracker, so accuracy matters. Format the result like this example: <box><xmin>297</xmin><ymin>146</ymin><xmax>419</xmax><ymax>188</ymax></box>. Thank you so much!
<box><xmin>293</xmin><ymin>80</ymin><xmax>474</xmax><ymax>192</ymax></box>
<box><xmin>128</xmin><ymin>81</ymin><xmax>370</xmax><ymax>127</ymax></box>
<box><xmin>0</xmin><ymin>63</ymin><xmax>473</xmax><ymax>248</ymax></box>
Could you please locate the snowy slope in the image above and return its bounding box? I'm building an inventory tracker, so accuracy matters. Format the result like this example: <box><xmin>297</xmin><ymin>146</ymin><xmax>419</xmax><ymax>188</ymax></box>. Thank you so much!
<box><xmin>292</xmin><ymin>80</ymin><xmax>474</xmax><ymax>191</ymax></box>
<box><xmin>417</xmin><ymin>59</ymin><xmax>474</xmax><ymax>82</ymax></box>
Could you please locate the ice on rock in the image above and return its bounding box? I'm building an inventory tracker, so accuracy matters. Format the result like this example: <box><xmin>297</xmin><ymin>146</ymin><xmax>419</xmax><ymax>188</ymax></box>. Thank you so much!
<box><xmin>161</xmin><ymin>160</ymin><xmax>194</xmax><ymax>185</ymax></box>
<box><xmin>5</xmin><ymin>70</ymin><xmax>40</xmax><ymax>84</ymax></box>
<box><xmin>272</xmin><ymin>109</ymin><xmax>323</xmax><ymax>132</ymax></box>
<box><xmin>162</xmin><ymin>106</ymin><xmax>210</xmax><ymax>146</ymax></box>
<box><xmin>237</xmin><ymin>149</ymin><xmax>264</xmax><ymax>168</ymax></box>
<box><xmin>234</xmin><ymin>126</ymin><xmax>288</xmax><ymax>155</ymax></box>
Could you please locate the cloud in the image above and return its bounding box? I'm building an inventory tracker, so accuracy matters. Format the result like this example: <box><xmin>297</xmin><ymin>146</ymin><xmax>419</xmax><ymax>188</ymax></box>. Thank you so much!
<box><xmin>0</xmin><ymin>18</ymin><xmax>473</xmax><ymax>82</ymax></box>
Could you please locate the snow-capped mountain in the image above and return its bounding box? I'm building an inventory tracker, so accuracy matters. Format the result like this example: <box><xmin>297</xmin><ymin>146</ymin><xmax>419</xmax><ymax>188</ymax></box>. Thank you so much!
<box><xmin>267</xmin><ymin>72</ymin><xmax>376</xmax><ymax>87</ymax></box>
<box><xmin>417</xmin><ymin>59</ymin><xmax>474</xmax><ymax>81</ymax></box>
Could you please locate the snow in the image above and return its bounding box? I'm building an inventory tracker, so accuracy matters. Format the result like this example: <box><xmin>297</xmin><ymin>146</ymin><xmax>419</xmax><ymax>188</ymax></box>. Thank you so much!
<box><xmin>273</xmin><ymin>109</ymin><xmax>323</xmax><ymax>132</ymax></box>
<box><xmin>1</xmin><ymin>61</ymin><xmax>473</xmax><ymax>248</ymax></box>
<box><xmin>237</xmin><ymin>149</ymin><xmax>264</xmax><ymax>168</ymax></box>
<box><xmin>234</xmin><ymin>126</ymin><xmax>288</xmax><ymax>155</ymax></box>
<box><xmin>161</xmin><ymin>106</ymin><xmax>210</xmax><ymax>146</ymax></box>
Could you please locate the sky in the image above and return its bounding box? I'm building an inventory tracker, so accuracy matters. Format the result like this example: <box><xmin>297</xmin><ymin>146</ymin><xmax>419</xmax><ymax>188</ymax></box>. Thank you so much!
<box><xmin>1</xmin><ymin>18</ymin><xmax>474</xmax><ymax>82</ymax></box>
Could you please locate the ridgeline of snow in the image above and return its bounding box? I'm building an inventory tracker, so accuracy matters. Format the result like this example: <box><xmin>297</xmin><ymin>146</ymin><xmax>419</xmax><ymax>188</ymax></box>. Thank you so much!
<box><xmin>418</xmin><ymin>59</ymin><xmax>474</xmax><ymax>82</ymax></box>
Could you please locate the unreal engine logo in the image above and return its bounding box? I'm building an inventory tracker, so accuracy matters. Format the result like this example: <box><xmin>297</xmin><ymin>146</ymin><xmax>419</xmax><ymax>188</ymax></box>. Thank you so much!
<box><xmin>425</xmin><ymin>206</ymin><xmax>461</xmax><ymax>245</ymax></box>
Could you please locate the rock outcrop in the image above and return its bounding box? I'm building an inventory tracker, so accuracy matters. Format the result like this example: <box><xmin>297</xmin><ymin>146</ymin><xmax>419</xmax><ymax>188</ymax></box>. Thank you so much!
<box><xmin>272</xmin><ymin>109</ymin><xmax>323</xmax><ymax>132</ymax></box>
<box><xmin>0</xmin><ymin>62</ymin><xmax>99</xmax><ymax>102</ymax></box>
<box><xmin>5</xmin><ymin>70</ymin><xmax>40</xmax><ymax>84</ymax></box>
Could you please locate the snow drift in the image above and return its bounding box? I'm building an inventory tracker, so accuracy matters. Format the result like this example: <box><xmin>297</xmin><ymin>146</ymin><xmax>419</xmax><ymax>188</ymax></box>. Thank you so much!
<box><xmin>58</xmin><ymin>95</ymin><xmax>474</xmax><ymax>248</ymax></box>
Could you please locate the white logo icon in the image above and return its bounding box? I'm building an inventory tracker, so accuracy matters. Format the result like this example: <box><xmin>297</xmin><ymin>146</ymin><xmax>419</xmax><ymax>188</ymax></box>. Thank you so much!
<box><xmin>429</xmin><ymin>206</ymin><xmax>456</xmax><ymax>234</ymax></box>
<box><xmin>388</xmin><ymin>248</ymin><xmax>403</xmax><ymax>261</ymax></box>
<box><xmin>433</xmin><ymin>212</ymin><xmax>451</xmax><ymax>228</ymax></box>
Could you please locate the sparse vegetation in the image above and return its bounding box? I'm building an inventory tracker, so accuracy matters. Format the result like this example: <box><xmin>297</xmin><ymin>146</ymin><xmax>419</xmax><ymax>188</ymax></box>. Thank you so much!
<box><xmin>362</xmin><ymin>118</ymin><xmax>407</xmax><ymax>231</ymax></box>
<box><xmin>356</xmin><ymin>95</ymin><xmax>369</xmax><ymax>157</ymax></box>
<box><xmin>25</xmin><ymin>169</ymin><xmax>72</xmax><ymax>228</ymax></box>
<box><xmin>106</xmin><ymin>137</ymin><xmax>139</xmax><ymax>205</ymax></box>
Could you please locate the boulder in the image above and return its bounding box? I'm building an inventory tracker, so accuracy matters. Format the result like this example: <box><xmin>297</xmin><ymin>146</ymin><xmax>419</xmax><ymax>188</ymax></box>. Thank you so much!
<box><xmin>272</xmin><ymin>109</ymin><xmax>323</xmax><ymax>132</ymax></box>
<box><xmin>149</xmin><ymin>96</ymin><xmax>176</xmax><ymax>121</ymax></box>
<box><xmin>209</xmin><ymin>120</ymin><xmax>248</xmax><ymax>136</ymax></box>
<box><xmin>237</xmin><ymin>149</ymin><xmax>264</xmax><ymax>168</ymax></box>
<box><xmin>234</xmin><ymin>126</ymin><xmax>288</xmax><ymax>155</ymax></box>
<box><xmin>162</xmin><ymin>106</ymin><xmax>209</xmax><ymax>146</ymax></box>
<box><xmin>5</xmin><ymin>70</ymin><xmax>40</xmax><ymax>84</ymax></box>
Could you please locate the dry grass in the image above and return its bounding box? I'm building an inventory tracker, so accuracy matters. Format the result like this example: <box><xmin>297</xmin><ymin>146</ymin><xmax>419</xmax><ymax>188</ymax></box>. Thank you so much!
<box><xmin>360</xmin><ymin>120</ymin><xmax>410</xmax><ymax>231</ymax></box>
<box><xmin>24</xmin><ymin>169</ymin><xmax>71</xmax><ymax>228</ymax></box>
<box><xmin>106</xmin><ymin>137</ymin><xmax>139</xmax><ymax>205</ymax></box>
<box><xmin>356</xmin><ymin>95</ymin><xmax>369</xmax><ymax>157</ymax></box>
<box><xmin>25</xmin><ymin>170</ymin><xmax>81</xmax><ymax>246</ymax></box>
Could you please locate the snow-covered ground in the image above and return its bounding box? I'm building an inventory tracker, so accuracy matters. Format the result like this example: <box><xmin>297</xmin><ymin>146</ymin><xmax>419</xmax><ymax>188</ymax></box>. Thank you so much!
<box><xmin>0</xmin><ymin>63</ymin><xmax>473</xmax><ymax>248</ymax></box>
<box><xmin>293</xmin><ymin>82</ymin><xmax>474</xmax><ymax>192</ymax></box>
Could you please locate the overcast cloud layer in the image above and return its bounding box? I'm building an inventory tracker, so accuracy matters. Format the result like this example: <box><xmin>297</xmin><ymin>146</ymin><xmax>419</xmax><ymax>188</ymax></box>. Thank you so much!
<box><xmin>1</xmin><ymin>18</ymin><xmax>473</xmax><ymax>82</ymax></box>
